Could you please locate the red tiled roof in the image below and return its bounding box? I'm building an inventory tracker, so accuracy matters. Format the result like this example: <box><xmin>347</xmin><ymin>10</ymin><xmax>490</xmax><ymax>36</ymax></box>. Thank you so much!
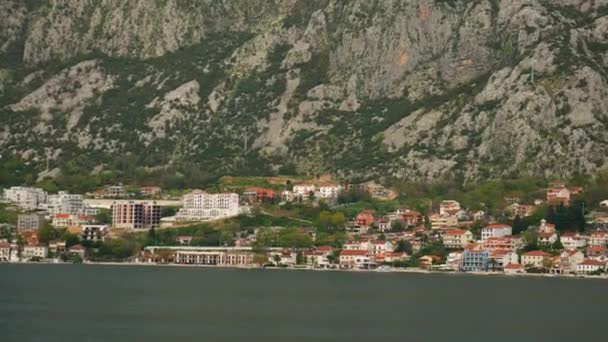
<box><xmin>54</xmin><ymin>213</ymin><xmax>70</xmax><ymax>219</ymax></box>
<box><xmin>445</xmin><ymin>229</ymin><xmax>468</xmax><ymax>236</ymax></box>
<box><xmin>484</xmin><ymin>224</ymin><xmax>511</xmax><ymax>230</ymax></box>
<box><xmin>580</xmin><ymin>259</ymin><xmax>604</xmax><ymax>266</ymax></box>
<box><xmin>504</xmin><ymin>263</ymin><xmax>523</xmax><ymax>270</ymax></box>
<box><xmin>523</xmin><ymin>251</ymin><xmax>551</xmax><ymax>257</ymax></box>
<box><xmin>0</xmin><ymin>242</ymin><xmax>10</xmax><ymax>248</ymax></box>
<box><xmin>340</xmin><ymin>250</ymin><xmax>368</xmax><ymax>256</ymax></box>
<box><xmin>539</xmin><ymin>232</ymin><xmax>556</xmax><ymax>239</ymax></box>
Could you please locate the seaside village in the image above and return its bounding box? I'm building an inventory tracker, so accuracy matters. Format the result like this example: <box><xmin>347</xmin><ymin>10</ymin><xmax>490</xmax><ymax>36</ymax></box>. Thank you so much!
<box><xmin>2</xmin><ymin>179</ymin><xmax>608</xmax><ymax>277</ymax></box>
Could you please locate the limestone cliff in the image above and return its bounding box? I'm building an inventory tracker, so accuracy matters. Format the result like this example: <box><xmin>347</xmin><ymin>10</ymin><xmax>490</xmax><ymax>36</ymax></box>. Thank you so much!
<box><xmin>1</xmin><ymin>0</ymin><xmax>608</xmax><ymax>183</ymax></box>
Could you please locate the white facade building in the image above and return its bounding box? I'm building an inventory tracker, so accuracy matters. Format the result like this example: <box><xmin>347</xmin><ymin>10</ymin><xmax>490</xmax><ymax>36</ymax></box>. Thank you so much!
<box><xmin>45</xmin><ymin>191</ymin><xmax>84</xmax><ymax>216</ymax></box>
<box><xmin>3</xmin><ymin>187</ymin><xmax>47</xmax><ymax>210</ymax></box>
<box><xmin>481</xmin><ymin>224</ymin><xmax>513</xmax><ymax>241</ymax></box>
<box><xmin>318</xmin><ymin>184</ymin><xmax>343</xmax><ymax>199</ymax></box>
<box><xmin>176</xmin><ymin>191</ymin><xmax>239</xmax><ymax>222</ymax></box>
<box><xmin>22</xmin><ymin>244</ymin><xmax>48</xmax><ymax>259</ymax></box>
<box><xmin>292</xmin><ymin>184</ymin><xmax>316</xmax><ymax>197</ymax></box>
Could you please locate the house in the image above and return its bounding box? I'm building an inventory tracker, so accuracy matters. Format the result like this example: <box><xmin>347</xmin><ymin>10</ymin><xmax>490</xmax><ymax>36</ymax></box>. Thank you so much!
<box><xmin>281</xmin><ymin>190</ymin><xmax>295</xmax><ymax>202</ymax></box>
<box><xmin>419</xmin><ymin>255</ymin><xmax>442</xmax><ymax>268</ymax></box>
<box><xmin>81</xmin><ymin>225</ymin><xmax>109</xmax><ymax>242</ymax></box>
<box><xmin>318</xmin><ymin>184</ymin><xmax>343</xmax><ymax>199</ymax></box>
<box><xmin>429</xmin><ymin>214</ymin><xmax>458</xmax><ymax>230</ymax></box>
<box><xmin>375</xmin><ymin>252</ymin><xmax>408</xmax><ymax>264</ymax></box>
<box><xmin>560</xmin><ymin>232</ymin><xmax>586</xmax><ymax>250</ymax></box>
<box><xmin>600</xmin><ymin>200</ymin><xmax>608</xmax><ymax>210</ymax></box>
<box><xmin>506</xmin><ymin>203</ymin><xmax>536</xmax><ymax>218</ymax></box>
<box><xmin>140</xmin><ymin>186</ymin><xmax>161</xmax><ymax>197</ymax></box>
<box><xmin>538</xmin><ymin>232</ymin><xmax>558</xmax><ymax>246</ymax></box>
<box><xmin>472</xmin><ymin>211</ymin><xmax>485</xmax><ymax>221</ymax></box>
<box><xmin>176</xmin><ymin>236</ymin><xmax>193</xmax><ymax>245</ymax></box>
<box><xmin>339</xmin><ymin>250</ymin><xmax>373</xmax><ymax>269</ymax></box>
<box><xmin>481</xmin><ymin>224</ymin><xmax>512</xmax><ymax>241</ymax></box>
<box><xmin>446</xmin><ymin>252</ymin><xmax>463</xmax><ymax>270</ymax></box>
<box><xmin>521</xmin><ymin>251</ymin><xmax>551</xmax><ymax>268</ymax></box>
<box><xmin>343</xmin><ymin>240</ymin><xmax>372</xmax><ymax>251</ymax></box>
<box><xmin>269</xmin><ymin>249</ymin><xmax>297</xmax><ymax>266</ymax></box>
<box><xmin>489</xmin><ymin>249</ymin><xmax>518</xmax><ymax>270</ymax></box>
<box><xmin>586</xmin><ymin>245</ymin><xmax>607</xmax><ymax>259</ymax></box>
<box><xmin>377</xmin><ymin>219</ymin><xmax>391</xmax><ymax>232</ymax></box>
<box><xmin>482</xmin><ymin>236</ymin><xmax>523</xmax><ymax>252</ymax></box>
<box><xmin>0</xmin><ymin>241</ymin><xmax>10</xmax><ymax>261</ymax></box>
<box><xmin>442</xmin><ymin>229</ymin><xmax>474</xmax><ymax>249</ymax></box>
<box><xmin>242</xmin><ymin>188</ymin><xmax>277</xmax><ymax>203</ymax></box>
<box><xmin>355</xmin><ymin>210</ymin><xmax>376</xmax><ymax>227</ymax></box>
<box><xmin>48</xmin><ymin>240</ymin><xmax>67</xmax><ymax>255</ymax></box>
<box><xmin>460</xmin><ymin>249</ymin><xmax>490</xmax><ymax>272</ymax></box>
<box><xmin>439</xmin><ymin>200</ymin><xmax>461</xmax><ymax>216</ymax></box>
<box><xmin>292</xmin><ymin>184</ymin><xmax>316</xmax><ymax>198</ymax></box>
<box><xmin>22</xmin><ymin>244</ymin><xmax>48</xmax><ymax>259</ymax></box>
<box><xmin>68</xmin><ymin>244</ymin><xmax>86</xmax><ymax>259</ymax></box>
<box><xmin>370</xmin><ymin>240</ymin><xmax>395</xmax><ymax>255</ymax></box>
<box><xmin>559</xmin><ymin>250</ymin><xmax>585</xmax><ymax>274</ymax></box>
<box><xmin>504</xmin><ymin>263</ymin><xmax>525</xmax><ymax>274</ymax></box>
<box><xmin>104</xmin><ymin>184</ymin><xmax>126</xmax><ymax>198</ymax></box>
<box><xmin>402</xmin><ymin>210</ymin><xmax>423</xmax><ymax>226</ymax></box>
<box><xmin>588</xmin><ymin>231</ymin><xmax>608</xmax><ymax>246</ymax></box>
<box><xmin>538</xmin><ymin>219</ymin><xmax>556</xmax><ymax>234</ymax></box>
<box><xmin>547</xmin><ymin>185</ymin><xmax>571</xmax><ymax>206</ymax></box>
<box><xmin>577</xmin><ymin>259</ymin><xmax>605</xmax><ymax>274</ymax></box>
<box><xmin>304</xmin><ymin>250</ymin><xmax>331</xmax><ymax>268</ymax></box>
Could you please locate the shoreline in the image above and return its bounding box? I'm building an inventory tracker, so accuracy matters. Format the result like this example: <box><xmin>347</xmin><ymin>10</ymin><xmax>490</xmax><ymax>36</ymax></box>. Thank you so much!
<box><xmin>4</xmin><ymin>261</ymin><xmax>608</xmax><ymax>280</ymax></box>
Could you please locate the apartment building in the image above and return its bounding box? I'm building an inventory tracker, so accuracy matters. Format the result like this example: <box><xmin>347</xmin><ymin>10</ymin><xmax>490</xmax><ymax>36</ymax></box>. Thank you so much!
<box><xmin>17</xmin><ymin>213</ymin><xmax>46</xmax><ymax>232</ymax></box>
<box><xmin>112</xmin><ymin>201</ymin><xmax>160</xmax><ymax>229</ymax></box>
<box><xmin>175</xmin><ymin>191</ymin><xmax>239</xmax><ymax>222</ymax></box>
<box><xmin>3</xmin><ymin>187</ymin><xmax>47</xmax><ymax>210</ymax></box>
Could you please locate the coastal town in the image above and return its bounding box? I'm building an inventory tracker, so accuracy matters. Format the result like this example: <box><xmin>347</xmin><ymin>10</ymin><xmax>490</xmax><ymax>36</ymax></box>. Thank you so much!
<box><xmin>1</xmin><ymin>177</ymin><xmax>608</xmax><ymax>278</ymax></box>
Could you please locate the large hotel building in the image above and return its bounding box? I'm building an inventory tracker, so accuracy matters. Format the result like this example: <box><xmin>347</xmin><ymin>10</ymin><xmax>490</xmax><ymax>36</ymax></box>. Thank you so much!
<box><xmin>175</xmin><ymin>191</ymin><xmax>239</xmax><ymax>222</ymax></box>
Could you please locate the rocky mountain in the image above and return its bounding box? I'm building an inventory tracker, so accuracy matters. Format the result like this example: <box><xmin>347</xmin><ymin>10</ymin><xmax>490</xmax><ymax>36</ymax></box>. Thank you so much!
<box><xmin>1</xmin><ymin>0</ymin><xmax>608</xmax><ymax>185</ymax></box>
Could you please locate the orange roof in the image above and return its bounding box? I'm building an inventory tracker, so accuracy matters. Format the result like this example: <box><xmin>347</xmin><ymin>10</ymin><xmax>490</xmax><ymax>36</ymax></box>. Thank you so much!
<box><xmin>0</xmin><ymin>242</ymin><xmax>10</xmax><ymax>248</ymax></box>
<box><xmin>445</xmin><ymin>229</ymin><xmax>468</xmax><ymax>236</ymax></box>
<box><xmin>523</xmin><ymin>251</ymin><xmax>551</xmax><ymax>257</ymax></box>
<box><xmin>54</xmin><ymin>213</ymin><xmax>70</xmax><ymax>219</ymax></box>
<box><xmin>539</xmin><ymin>232</ymin><xmax>556</xmax><ymax>239</ymax></box>
<box><xmin>316</xmin><ymin>245</ymin><xmax>333</xmax><ymax>252</ymax></box>
<box><xmin>340</xmin><ymin>250</ymin><xmax>368</xmax><ymax>256</ymax></box>
<box><xmin>587</xmin><ymin>245</ymin><xmax>607</xmax><ymax>252</ymax></box>
<box><xmin>484</xmin><ymin>224</ymin><xmax>511</xmax><ymax>230</ymax></box>
<box><xmin>580</xmin><ymin>259</ymin><xmax>604</xmax><ymax>266</ymax></box>
<box><xmin>504</xmin><ymin>263</ymin><xmax>523</xmax><ymax>269</ymax></box>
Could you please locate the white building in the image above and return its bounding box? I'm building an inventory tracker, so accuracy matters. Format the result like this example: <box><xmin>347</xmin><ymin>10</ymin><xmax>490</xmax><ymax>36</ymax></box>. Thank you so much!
<box><xmin>175</xmin><ymin>191</ymin><xmax>239</xmax><ymax>222</ymax></box>
<box><xmin>370</xmin><ymin>240</ymin><xmax>395</xmax><ymax>255</ymax></box>
<box><xmin>44</xmin><ymin>191</ymin><xmax>84</xmax><ymax>216</ymax></box>
<box><xmin>318</xmin><ymin>184</ymin><xmax>343</xmax><ymax>199</ymax></box>
<box><xmin>17</xmin><ymin>213</ymin><xmax>46</xmax><ymax>232</ymax></box>
<box><xmin>443</xmin><ymin>229</ymin><xmax>474</xmax><ymax>248</ymax></box>
<box><xmin>439</xmin><ymin>200</ymin><xmax>461</xmax><ymax>216</ymax></box>
<box><xmin>0</xmin><ymin>241</ymin><xmax>10</xmax><ymax>261</ymax></box>
<box><xmin>481</xmin><ymin>224</ymin><xmax>513</xmax><ymax>241</ymax></box>
<box><xmin>3</xmin><ymin>187</ymin><xmax>47</xmax><ymax>210</ymax></box>
<box><xmin>292</xmin><ymin>184</ymin><xmax>316</xmax><ymax>197</ymax></box>
<box><xmin>22</xmin><ymin>244</ymin><xmax>48</xmax><ymax>259</ymax></box>
<box><xmin>577</xmin><ymin>259</ymin><xmax>605</xmax><ymax>274</ymax></box>
<box><xmin>560</xmin><ymin>232</ymin><xmax>587</xmax><ymax>250</ymax></box>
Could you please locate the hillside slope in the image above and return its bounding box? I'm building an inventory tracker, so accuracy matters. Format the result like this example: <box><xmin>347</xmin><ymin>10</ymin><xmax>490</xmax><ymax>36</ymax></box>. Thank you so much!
<box><xmin>1</xmin><ymin>0</ymin><xmax>608</xmax><ymax>185</ymax></box>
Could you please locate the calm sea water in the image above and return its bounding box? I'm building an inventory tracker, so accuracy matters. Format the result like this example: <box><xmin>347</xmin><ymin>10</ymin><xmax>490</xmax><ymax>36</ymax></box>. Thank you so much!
<box><xmin>0</xmin><ymin>264</ymin><xmax>606</xmax><ymax>341</ymax></box>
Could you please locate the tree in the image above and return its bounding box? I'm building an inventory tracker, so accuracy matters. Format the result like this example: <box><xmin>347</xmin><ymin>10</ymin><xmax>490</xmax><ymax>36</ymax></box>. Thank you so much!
<box><xmin>253</xmin><ymin>253</ymin><xmax>268</xmax><ymax>267</ymax></box>
<box><xmin>390</xmin><ymin>220</ymin><xmax>404</xmax><ymax>232</ymax></box>
<box><xmin>512</xmin><ymin>215</ymin><xmax>528</xmax><ymax>234</ymax></box>
<box><xmin>38</xmin><ymin>224</ymin><xmax>60</xmax><ymax>243</ymax></box>
<box><xmin>552</xmin><ymin>237</ymin><xmax>563</xmax><ymax>251</ymax></box>
<box><xmin>395</xmin><ymin>240</ymin><xmax>413</xmax><ymax>255</ymax></box>
<box><xmin>96</xmin><ymin>209</ymin><xmax>112</xmax><ymax>225</ymax></box>
<box><xmin>273</xmin><ymin>254</ymin><xmax>281</xmax><ymax>265</ymax></box>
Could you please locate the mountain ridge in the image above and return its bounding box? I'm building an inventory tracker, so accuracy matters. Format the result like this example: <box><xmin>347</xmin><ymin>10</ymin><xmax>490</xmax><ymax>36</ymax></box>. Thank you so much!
<box><xmin>1</xmin><ymin>0</ymin><xmax>608</xmax><ymax>187</ymax></box>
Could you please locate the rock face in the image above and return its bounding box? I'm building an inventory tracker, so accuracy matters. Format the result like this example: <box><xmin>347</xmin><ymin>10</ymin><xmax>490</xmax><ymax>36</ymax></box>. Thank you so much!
<box><xmin>1</xmin><ymin>0</ymin><xmax>608</xmax><ymax>182</ymax></box>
